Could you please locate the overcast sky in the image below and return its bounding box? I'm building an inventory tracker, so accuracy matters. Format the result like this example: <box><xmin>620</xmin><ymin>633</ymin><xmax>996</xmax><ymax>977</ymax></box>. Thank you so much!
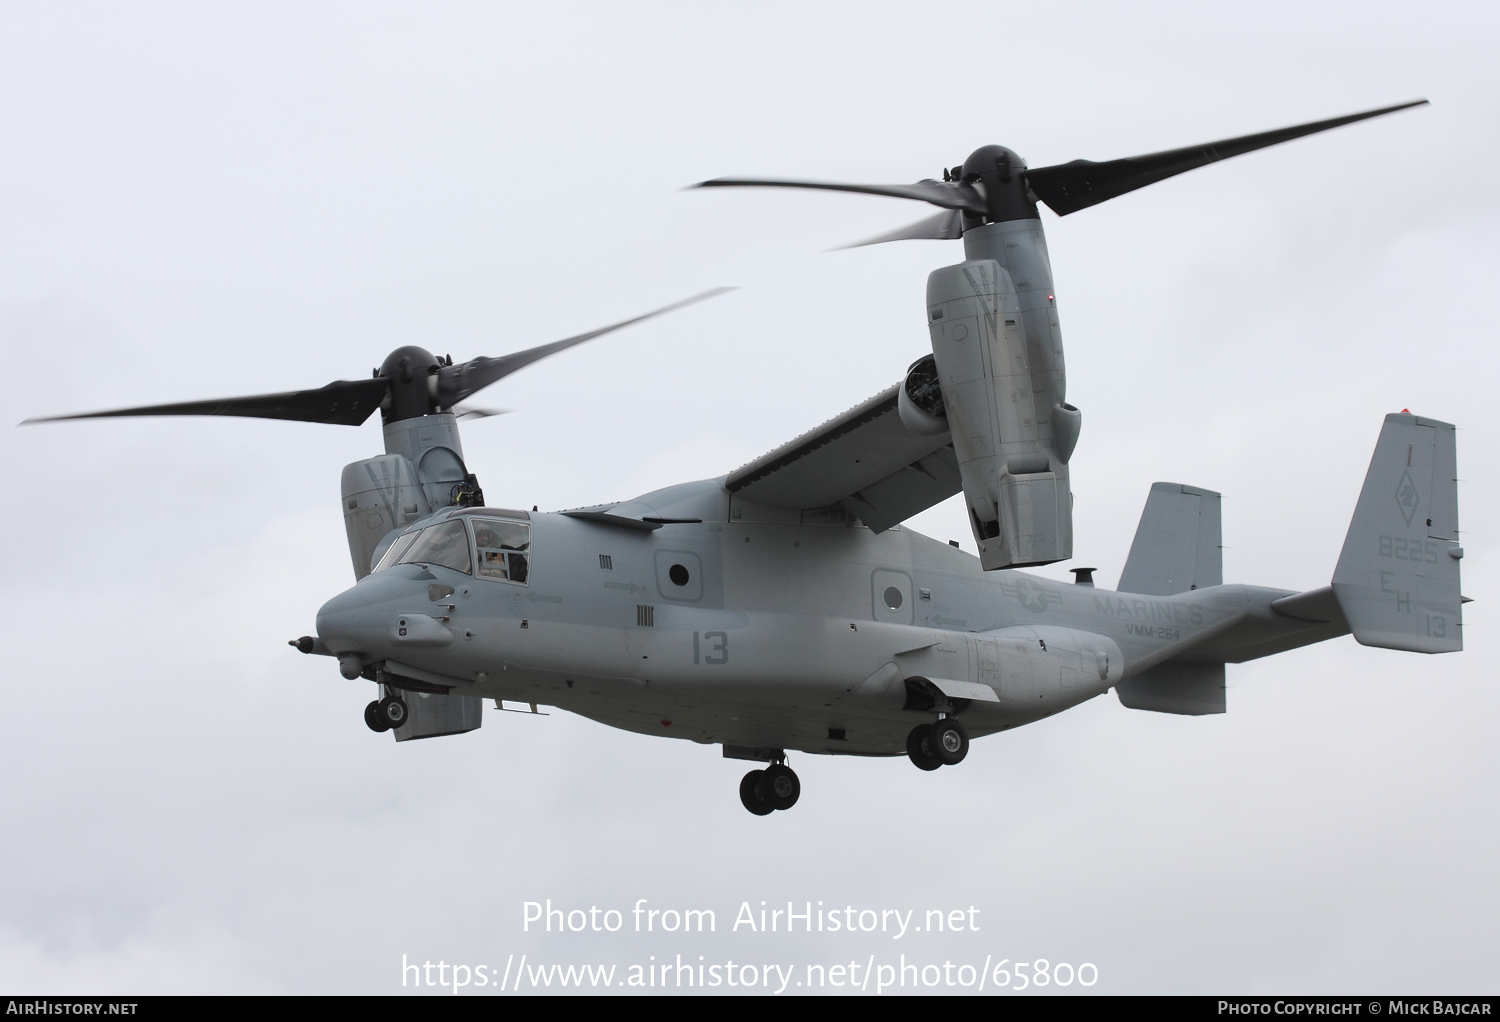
<box><xmin>1</xmin><ymin>0</ymin><xmax>1496</xmax><ymax>995</ymax></box>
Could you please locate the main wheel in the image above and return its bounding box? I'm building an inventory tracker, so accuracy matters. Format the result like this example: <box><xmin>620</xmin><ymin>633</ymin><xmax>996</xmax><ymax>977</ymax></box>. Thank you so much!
<box><xmin>378</xmin><ymin>695</ymin><xmax>409</xmax><ymax>729</ymax></box>
<box><xmin>932</xmin><ymin>718</ymin><xmax>969</xmax><ymax>765</ymax></box>
<box><xmin>739</xmin><ymin>770</ymin><xmax>774</xmax><ymax>816</ymax></box>
<box><xmin>906</xmin><ymin>724</ymin><xmax>942</xmax><ymax>771</ymax></box>
<box><xmin>758</xmin><ymin>764</ymin><xmax>800</xmax><ymax>811</ymax></box>
<box><xmin>364</xmin><ymin>700</ymin><xmax>390</xmax><ymax>733</ymax></box>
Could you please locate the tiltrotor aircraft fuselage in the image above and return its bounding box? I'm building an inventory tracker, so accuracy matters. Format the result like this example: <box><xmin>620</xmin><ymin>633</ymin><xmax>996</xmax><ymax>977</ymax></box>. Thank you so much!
<box><xmin>29</xmin><ymin>101</ymin><xmax>1460</xmax><ymax>816</ymax></box>
<box><xmin>308</xmin><ymin>406</ymin><xmax>1463</xmax><ymax>816</ymax></box>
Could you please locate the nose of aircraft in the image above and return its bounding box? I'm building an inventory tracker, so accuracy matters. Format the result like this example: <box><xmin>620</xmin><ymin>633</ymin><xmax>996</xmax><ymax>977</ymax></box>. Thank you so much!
<box><xmin>315</xmin><ymin>583</ymin><xmax>380</xmax><ymax>656</ymax></box>
<box><xmin>316</xmin><ymin>565</ymin><xmax>458</xmax><ymax>660</ymax></box>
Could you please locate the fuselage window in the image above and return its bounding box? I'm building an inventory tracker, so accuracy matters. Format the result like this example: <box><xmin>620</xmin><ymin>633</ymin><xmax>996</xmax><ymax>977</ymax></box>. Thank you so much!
<box><xmin>471</xmin><ymin>518</ymin><xmax>530</xmax><ymax>585</ymax></box>
<box><xmin>397</xmin><ymin>520</ymin><xmax>473</xmax><ymax>575</ymax></box>
<box><xmin>373</xmin><ymin>531</ymin><xmax>419</xmax><ymax>573</ymax></box>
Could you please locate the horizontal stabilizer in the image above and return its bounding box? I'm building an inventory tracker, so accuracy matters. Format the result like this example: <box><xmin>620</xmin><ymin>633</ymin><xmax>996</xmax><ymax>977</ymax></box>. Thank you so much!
<box><xmin>1119</xmin><ymin>483</ymin><xmax>1223</xmax><ymax>596</ymax></box>
<box><xmin>1270</xmin><ymin>585</ymin><xmax>1348</xmax><ymax>626</ymax></box>
<box><xmin>1332</xmin><ymin>413</ymin><xmax>1462</xmax><ymax>653</ymax></box>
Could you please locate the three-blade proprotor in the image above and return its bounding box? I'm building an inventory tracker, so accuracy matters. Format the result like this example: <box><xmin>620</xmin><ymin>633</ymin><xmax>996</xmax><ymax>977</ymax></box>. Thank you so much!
<box><xmin>23</xmin><ymin>288</ymin><xmax>733</xmax><ymax>428</ymax></box>
<box><xmin>695</xmin><ymin>100</ymin><xmax>1429</xmax><ymax>238</ymax></box>
<box><xmin>1025</xmin><ymin>99</ymin><xmax>1429</xmax><ymax>216</ymax></box>
<box><xmin>23</xmin><ymin>378</ymin><xmax>391</xmax><ymax>427</ymax></box>
<box><xmin>436</xmin><ymin>287</ymin><xmax>734</xmax><ymax>408</ymax></box>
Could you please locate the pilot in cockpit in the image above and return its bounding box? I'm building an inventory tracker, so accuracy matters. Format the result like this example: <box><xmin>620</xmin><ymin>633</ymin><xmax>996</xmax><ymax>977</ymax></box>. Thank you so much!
<box><xmin>474</xmin><ymin>524</ymin><xmax>510</xmax><ymax>580</ymax></box>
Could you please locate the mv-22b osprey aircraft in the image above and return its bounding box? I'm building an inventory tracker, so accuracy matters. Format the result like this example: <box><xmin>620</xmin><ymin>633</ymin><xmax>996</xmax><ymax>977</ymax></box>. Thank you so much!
<box><xmin>30</xmin><ymin>101</ymin><xmax>1462</xmax><ymax>816</ymax></box>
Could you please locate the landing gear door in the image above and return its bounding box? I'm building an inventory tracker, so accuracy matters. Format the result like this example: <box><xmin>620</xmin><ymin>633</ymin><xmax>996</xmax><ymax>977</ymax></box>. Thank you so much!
<box><xmin>972</xmin><ymin>635</ymin><xmax>999</xmax><ymax>690</ymax></box>
<box><xmin>393</xmin><ymin>691</ymin><xmax>483</xmax><ymax>742</ymax></box>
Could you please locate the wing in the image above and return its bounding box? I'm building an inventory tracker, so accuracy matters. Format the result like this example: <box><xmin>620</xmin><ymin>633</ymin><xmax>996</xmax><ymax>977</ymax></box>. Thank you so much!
<box><xmin>724</xmin><ymin>384</ymin><xmax>960</xmax><ymax>532</ymax></box>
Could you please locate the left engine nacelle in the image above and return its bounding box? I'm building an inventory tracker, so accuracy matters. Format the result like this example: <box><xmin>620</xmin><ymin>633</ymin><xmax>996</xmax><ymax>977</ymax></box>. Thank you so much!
<box><xmin>898</xmin><ymin>354</ymin><xmax>950</xmax><ymax>436</ymax></box>
<box><xmin>926</xmin><ymin>259</ymin><xmax>1078</xmax><ymax>570</ymax></box>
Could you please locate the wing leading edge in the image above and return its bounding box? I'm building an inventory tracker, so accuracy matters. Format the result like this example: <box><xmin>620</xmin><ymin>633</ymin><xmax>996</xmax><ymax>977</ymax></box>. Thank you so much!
<box><xmin>724</xmin><ymin>384</ymin><xmax>959</xmax><ymax>532</ymax></box>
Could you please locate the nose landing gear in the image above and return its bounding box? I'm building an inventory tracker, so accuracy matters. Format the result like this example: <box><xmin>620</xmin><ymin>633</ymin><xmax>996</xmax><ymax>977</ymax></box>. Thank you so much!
<box><xmin>738</xmin><ymin>771</ymin><xmax>774</xmax><ymax>815</ymax></box>
<box><xmin>738</xmin><ymin>757</ymin><xmax>801</xmax><ymax>816</ymax></box>
<box><xmin>364</xmin><ymin>692</ymin><xmax>410</xmax><ymax>733</ymax></box>
<box><xmin>907</xmin><ymin>717</ymin><xmax>968</xmax><ymax>770</ymax></box>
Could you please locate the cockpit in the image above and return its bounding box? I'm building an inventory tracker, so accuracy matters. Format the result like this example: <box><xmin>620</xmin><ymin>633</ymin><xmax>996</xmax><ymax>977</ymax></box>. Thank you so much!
<box><xmin>372</xmin><ymin>513</ymin><xmax>531</xmax><ymax>585</ymax></box>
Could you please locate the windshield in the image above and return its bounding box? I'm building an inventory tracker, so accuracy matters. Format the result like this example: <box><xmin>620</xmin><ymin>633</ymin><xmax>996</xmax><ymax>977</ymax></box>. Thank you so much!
<box><xmin>472</xmin><ymin>518</ymin><xmax>529</xmax><ymax>584</ymax></box>
<box><xmin>372</xmin><ymin>530</ymin><xmax>419</xmax><ymax>573</ymax></box>
<box><xmin>396</xmin><ymin>520</ymin><xmax>473</xmax><ymax>575</ymax></box>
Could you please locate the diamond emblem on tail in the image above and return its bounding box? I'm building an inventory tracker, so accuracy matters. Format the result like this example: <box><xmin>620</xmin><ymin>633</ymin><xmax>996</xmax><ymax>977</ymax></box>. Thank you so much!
<box><xmin>1394</xmin><ymin>468</ymin><xmax>1420</xmax><ymax>527</ymax></box>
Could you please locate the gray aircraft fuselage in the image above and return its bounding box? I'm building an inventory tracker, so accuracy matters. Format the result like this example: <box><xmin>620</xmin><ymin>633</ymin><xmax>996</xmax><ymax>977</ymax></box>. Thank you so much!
<box><xmin>33</xmin><ymin>101</ymin><xmax>1440</xmax><ymax>776</ymax></box>
<box><xmin>315</xmin><ymin>476</ymin><xmax>1333</xmax><ymax>758</ymax></box>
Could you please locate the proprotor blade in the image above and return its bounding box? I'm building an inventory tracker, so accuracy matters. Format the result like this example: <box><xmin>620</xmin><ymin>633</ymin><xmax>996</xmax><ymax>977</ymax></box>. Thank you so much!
<box><xmin>835</xmin><ymin>209</ymin><xmax>964</xmax><ymax>249</ymax></box>
<box><xmin>451</xmin><ymin>405</ymin><xmax>511</xmax><ymax>420</ymax></box>
<box><xmin>694</xmin><ymin>177</ymin><xmax>988</xmax><ymax>216</ymax></box>
<box><xmin>1025</xmin><ymin>99</ymin><xmax>1429</xmax><ymax>216</ymax></box>
<box><xmin>437</xmin><ymin>287</ymin><xmax>735</xmax><ymax>407</ymax></box>
<box><xmin>22</xmin><ymin>377</ymin><xmax>391</xmax><ymax>427</ymax></box>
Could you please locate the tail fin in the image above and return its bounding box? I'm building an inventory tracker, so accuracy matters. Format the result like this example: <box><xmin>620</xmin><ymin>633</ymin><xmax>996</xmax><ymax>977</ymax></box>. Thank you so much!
<box><xmin>1118</xmin><ymin>483</ymin><xmax>1223</xmax><ymax>595</ymax></box>
<box><xmin>1332</xmin><ymin>413</ymin><xmax>1463</xmax><ymax>653</ymax></box>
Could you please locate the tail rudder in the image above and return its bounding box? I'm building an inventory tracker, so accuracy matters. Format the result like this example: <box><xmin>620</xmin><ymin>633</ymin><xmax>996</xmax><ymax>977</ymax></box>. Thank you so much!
<box><xmin>1118</xmin><ymin>483</ymin><xmax>1223</xmax><ymax>595</ymax></box>
<box><xmin>1332</xmin><ymin>412</ymin><xmax>1463</xmax><ymax>653</ymax></box>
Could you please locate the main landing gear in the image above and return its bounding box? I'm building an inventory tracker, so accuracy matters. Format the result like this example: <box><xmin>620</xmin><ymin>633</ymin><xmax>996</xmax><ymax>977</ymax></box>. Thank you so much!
<box><xmin>739</xmin><ymin>760</ymin><xmax>800</xmax><ymax>816</ymax></box>
<box><xmin>364</xmin><ymin>692</ymin><xmax>409</xmax><ymax>733</ymax></box>
<box><xmin>907</xmin><ymin>717</ymin><xmax>969</xmax><ymax>771</ymax></box>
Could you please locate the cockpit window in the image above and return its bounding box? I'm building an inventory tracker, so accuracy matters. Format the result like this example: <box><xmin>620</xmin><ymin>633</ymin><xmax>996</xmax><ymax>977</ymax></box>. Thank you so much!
<box><xmin>397</xmin><ymin>520</ymin><xmax>473</xmax><ymax>575</ymax></box>
<box><xmin>372</xmin><ymin>530</ymin><xmax>419</xmax><ymax>573</ymax></box>
<box><xmin>471</xmin><ymin>518</ymin><xmax>530</xmax><ymax>585</ymax></box>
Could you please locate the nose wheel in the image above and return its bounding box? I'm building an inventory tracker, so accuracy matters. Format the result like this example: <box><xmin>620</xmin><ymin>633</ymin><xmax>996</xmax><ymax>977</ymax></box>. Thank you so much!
<box><xmin>907</xmin><ymin>718</ymin><xmax>968</xmax><ymax>770</ymax></box>
<box><xmin>739</xmin><ymin>763</ymin><xmax>800</xmax><ymax>815</ymax></box>
<box><xmin>364</xmin><ymin>700</ymin><xmax>388</xmax><ymax>732</ymax></box>
<box><xmin>364</xmin><ymin>694</ymin><xmax>409</xmax><ymax>733</ymax></box>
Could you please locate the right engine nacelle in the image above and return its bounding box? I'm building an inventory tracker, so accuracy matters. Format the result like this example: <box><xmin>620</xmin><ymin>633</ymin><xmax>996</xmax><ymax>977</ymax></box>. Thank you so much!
<box><xmin>341</xmin><ymin>411</ymin><xmax>486</xmax><ymax>580</ymax></box>
<box><xmin>926</xmin><ymin>259</ymin><xmax>1077</xmax><ymax>570</ymax></box>
<box><xmin>341</xmin><ymin>454</ymin><xmax>430</xmax><ymax>580</ymax></box>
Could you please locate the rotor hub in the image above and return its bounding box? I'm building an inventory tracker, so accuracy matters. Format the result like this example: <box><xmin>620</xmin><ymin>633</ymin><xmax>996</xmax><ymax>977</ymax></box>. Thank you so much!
<box><xmin>959</xmin><ymin>145</ymin><xmax>1037</xmax><ymax>225</ymax></box>
<box><xmin>379</xmin><ymin>345</ymin><xmax>441</xmax><ymax>422</ymax></box>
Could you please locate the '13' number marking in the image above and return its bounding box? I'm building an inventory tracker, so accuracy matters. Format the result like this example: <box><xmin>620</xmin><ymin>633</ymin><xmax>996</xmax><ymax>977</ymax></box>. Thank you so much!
<box><xmin>692</xmin><ymin>631</ymin><xmax>728</xmax><ymax>665</ymax></box>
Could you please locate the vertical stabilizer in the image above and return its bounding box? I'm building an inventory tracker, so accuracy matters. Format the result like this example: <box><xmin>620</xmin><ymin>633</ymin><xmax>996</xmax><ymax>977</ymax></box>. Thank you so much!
<box><xmin>1332</xmin><ymin>413</ymin><xmax>1462</xmax><ymax>653</ymax></box>
<box><xmin>1118</xmin><ymin>483</ymin><xmax>1223</xmax><ymax>596</ymax></box>
<box><xmin>1116</xmin><ymin>661</ymin><xmax>1226</xmax><ymax>715</ymax></box>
